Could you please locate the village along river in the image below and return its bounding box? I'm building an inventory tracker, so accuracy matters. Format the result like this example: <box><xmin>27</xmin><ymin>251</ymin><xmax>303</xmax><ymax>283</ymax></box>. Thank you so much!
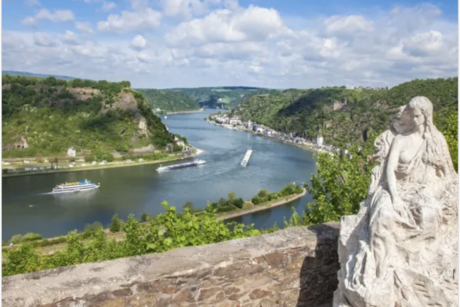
<box><xmin>2</xmin><ymin>109</ymin><xmax>317</xmax><ymax>240</ymax></box>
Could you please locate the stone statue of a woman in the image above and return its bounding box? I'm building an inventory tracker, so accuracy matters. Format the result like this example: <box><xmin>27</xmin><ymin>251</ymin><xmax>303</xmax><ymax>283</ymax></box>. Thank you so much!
<box><xmin>334</xmin><ymin>96</ymin><xmax>458</xmax><ymax>307</ymax></box>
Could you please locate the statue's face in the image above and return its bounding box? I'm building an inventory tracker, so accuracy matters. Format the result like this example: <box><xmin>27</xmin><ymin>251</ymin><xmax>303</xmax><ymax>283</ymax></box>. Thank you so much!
<box><xmin>412</xmin><ymin>108</ymin><xmax>425</xmax><ymax>127</ymax></box>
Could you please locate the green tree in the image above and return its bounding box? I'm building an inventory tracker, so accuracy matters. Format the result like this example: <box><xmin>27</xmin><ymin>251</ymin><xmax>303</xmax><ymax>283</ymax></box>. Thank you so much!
<box><xmin>182</xmin><ymin>201</ymin><xmax>195</xmax><ymax>212</ymax></box>
<box><xmin>140</xmin><ymin>213</ymin><xmax>151</xmax><ymax>222</ymax></box>
<box><xmin>304</xmin><ymin>143</ymin><xmax>374</xmax><ymax>225</ymax></box>
<box><xmin>218</xmin><ymin>197</ymin><xmax>227</xmax><ymax>207</ymax></box>
<box><xmin>443</xmin><ymin>112</ymin><xmax>458</xmax><ymax>172</ymax></box>
<box><xmin>233</xmin><ymin>198</ymin><xmax>244</xmax><ymax>209</ymax></box>
<box><xmin>257</xmin><ymin>189</ymin><xmax>269</xmax><ymax>198</ymax></box>
<box><xmin>109</xmin><ymin>214</ymin><xmax>122</xmax><ymax>232</ymax></box>
<box><xmin>227</xmin><ymin>192</ymin><xmax>236</xmax><ymax>206</ymax></box>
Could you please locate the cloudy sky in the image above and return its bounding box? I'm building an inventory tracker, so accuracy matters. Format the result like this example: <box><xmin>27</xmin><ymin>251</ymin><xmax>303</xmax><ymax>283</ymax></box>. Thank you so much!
<box><xmin>2</xmin><ymin>0</ymin><xmax>458</xmax><ymax>89</ymax></box>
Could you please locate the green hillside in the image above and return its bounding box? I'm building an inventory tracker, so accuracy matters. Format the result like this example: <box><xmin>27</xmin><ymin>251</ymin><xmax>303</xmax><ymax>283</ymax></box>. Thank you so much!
<box><xmin>163</xmin><ymin>86</ymin><xmax>279</xmax><ymax>109</ymax></box>
<box><xmin>232</xmin><ymin>78</ymin><xmax>458</xmax><ymax>148</ymax></box>
<box><xmin>136</xmin><ymin>89</ymin><xmax>200</xmax><ymax>113</ymax></box>
<box><xmin>2</xmin><ymin>70</ymin><xmax>77</xmax><ymax>81</ymax></box>
<box><xmin>2</xmin><ymin>75</ymin><xmax>179</xmax><ymax>158</ymax></box>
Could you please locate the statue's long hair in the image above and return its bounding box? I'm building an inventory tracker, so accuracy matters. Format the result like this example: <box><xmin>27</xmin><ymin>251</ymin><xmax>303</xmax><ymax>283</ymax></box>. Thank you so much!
<box><xmin>407</xmin><ymin>96</ymin><xmax>445</xmax><ymax>170</ymax></box>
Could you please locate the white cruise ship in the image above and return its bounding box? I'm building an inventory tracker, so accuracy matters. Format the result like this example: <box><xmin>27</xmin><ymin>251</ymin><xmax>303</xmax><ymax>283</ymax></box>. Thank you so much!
<box><xmin>52</xmin><ymin>179</ymin><xmax>100</xmax><ymax>194</ymax></box>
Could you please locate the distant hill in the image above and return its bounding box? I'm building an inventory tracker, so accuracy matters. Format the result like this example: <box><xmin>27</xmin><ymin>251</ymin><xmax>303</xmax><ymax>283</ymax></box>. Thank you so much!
<box><xmin>2</xmin><ymin>75</ymin><xmax>180</xmax><ymax>158</ymax></box>
<box><xmin>162</xmin><ymin>87</ymin><xmax>280</xmax><ymax>109</ymax></box>
<box><xmin>232</xmin><ymin>77</ymin><xmax>458</xmax><ymax>148</ymax></box>
<box><xmin>136</xmin><ymin>89</ymin><xmax>200</xmax><ymax>113</ymax></box>
<box><xmin>2</xmin><ymin>70</ymin><xmax>77</xmax><ymax>81</ymax></box>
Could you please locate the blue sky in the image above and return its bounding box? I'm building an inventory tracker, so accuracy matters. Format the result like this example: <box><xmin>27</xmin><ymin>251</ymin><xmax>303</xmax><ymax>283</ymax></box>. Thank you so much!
<box><xmin>2</xmin><ymin>0</ymin><xmax>458</xmax><ymax>88</ymax></box>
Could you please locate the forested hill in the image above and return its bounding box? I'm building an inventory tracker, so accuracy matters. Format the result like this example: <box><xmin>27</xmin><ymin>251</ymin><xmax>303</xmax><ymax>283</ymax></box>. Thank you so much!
<box><xmin>2</xmin><ymin>70</ymin><xmax>77</xmax><ymax>81</ymax></box>
<box><xmin>2</xmin><ymin>75</ymin><xmax>178</xmax><ymax>158</ymax></box>
<box><xmin>163</xmin><ymin>87</ymin><xmax>279</xmax><ymax>109</ymax></box>
<box><xmin>136</xmin><ymin>89</ymin><xmax>200</xmax><ymax>113</ymax></box>
<box><xmin>232</xmin><ymin>77</ymin><xmax>458</xmax><ymax>148</ymax></box>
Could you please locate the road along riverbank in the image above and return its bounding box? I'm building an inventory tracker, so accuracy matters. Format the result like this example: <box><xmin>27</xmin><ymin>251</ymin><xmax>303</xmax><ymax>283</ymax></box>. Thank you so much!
<box><xmin>2</xmin><ymin>148</ymin><xmax>205</xmax><ymax>178</ymax></box>
<box><xmin>206</xmin><ymin>119</ymin><xmax>332</xmax><ymax>155</ymax></box>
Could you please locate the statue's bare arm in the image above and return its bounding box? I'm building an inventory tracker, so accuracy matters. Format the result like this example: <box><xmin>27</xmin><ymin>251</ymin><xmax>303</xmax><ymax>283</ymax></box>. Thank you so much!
<box><xmin>386</xmin><ymin>136</ymin><xmax>402</xmax><ymax>206</ymax></box>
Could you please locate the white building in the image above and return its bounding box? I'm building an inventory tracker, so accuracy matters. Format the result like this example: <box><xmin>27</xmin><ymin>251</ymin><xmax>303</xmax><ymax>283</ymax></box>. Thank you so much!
<box><xmin>67</xmin><ymin>147</ymin><xmax>76</xmax><ymax>158</ymax></box>
<box><xmin>229</xmin><ymin>119</ymin><xmax>242</xmax><ymax>125</ymax></box>
<box><xmin>316</xmin><ymin>135</ymin><xmax>324</xmax><ymax>147</ymax></box>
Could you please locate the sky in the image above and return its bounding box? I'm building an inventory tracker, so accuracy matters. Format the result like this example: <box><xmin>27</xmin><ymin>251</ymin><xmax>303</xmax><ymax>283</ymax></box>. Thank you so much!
<box><xmin>2</xmin><ymin>0</ymin><xmax>458</xmax><ymax>89</ymax></box>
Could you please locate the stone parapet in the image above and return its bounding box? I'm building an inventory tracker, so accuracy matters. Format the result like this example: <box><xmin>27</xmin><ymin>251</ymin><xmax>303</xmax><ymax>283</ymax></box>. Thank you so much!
<box><xmin>2</xmin><ymin>223</ymin><xmax>339</xmax><ymax>307</ymax></box>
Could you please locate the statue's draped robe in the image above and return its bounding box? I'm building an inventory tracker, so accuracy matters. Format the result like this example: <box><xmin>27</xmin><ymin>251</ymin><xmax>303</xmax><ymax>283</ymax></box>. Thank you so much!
<box><xmin>334</xmin><ymin>129</ymin><xmax>458</xmax><ymax>307</ymax></box>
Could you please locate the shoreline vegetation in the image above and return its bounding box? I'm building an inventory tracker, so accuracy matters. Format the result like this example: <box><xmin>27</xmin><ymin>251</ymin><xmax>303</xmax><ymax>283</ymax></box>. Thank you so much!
<box><xmin>2</xmin><ymin>186</ymin><xmax>307</xmax><ymax>277</ymax></box>
<box><xmin>2</xmin><ymin>147</ymin><xmax>205</xmax><ymax>178</ymax></box>
<box><xmin>2</xmin><ymin>185</ymin><xmax>306</xmax><ymax>257</ymax></box>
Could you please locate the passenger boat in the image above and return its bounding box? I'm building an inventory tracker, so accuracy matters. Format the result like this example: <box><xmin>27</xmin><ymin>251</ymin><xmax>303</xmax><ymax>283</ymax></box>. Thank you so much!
<box><xmin>157</xmin><ymin>160</ymin><xmax>206</xmax><ymax>172</ymax></box>
<box><xmin>52</xmin><ymin>179</ymin><xmax>100</xmax><ymax>194</ymax></box>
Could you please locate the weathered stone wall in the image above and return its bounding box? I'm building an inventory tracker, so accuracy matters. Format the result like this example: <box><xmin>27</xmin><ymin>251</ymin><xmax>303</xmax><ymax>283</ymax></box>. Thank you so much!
<box><xmin>2</xmin><ymin>223</ymin><xmax>339</xmax><ymax>307</ymax></box>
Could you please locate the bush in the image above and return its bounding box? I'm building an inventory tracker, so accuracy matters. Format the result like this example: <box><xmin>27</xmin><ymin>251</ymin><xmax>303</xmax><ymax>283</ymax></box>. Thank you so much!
<box><xmin>182</xmin><ymin>201</ymin><xmax>195</xmax><ymax>212</ymax></box>
<box><xmin>8</xmin><ymin>234</ymin><xmax>23</xmax><ymax>244</ymax></box>
<box><xmin>294</xmin><ymin>185</ymin><xmax>303</xmax><ymax>194</ymax></box>
<box><xmin>21</xmin><ymin>233</ymin><xmax>42</xmax><ymax>242</ymax></box>
<box><xmin>83</xmin><ymin>221</ymin><xmax>103</xmax><ymax>237</ymax></box>
<box><xmin>216</xmin><ymin>205</ymin><xmax>235</xmax><ymax>213</ymax></box>
<box><xmin>140</xmin><ymin>213</ymin><xmax>150</xmax><ymax>222</ymax></box>
<box><xmin>257</xmin><ymin>189</ymin><xmax>269</xmax><ymax>198</ymax></box>
<box><xmin>218</xmin><ymin>198</ymin><xmax>227</xmax><ymax>207</ymax></box>
<box><xmin>2</xmin><ymin>201</ymin><xmax>264</xmax><ymax>277</ymax></box>
<box><xmin>267</xmin><ymin>192</ymin><xmax>279</xmax><ymax>201</ymax></box>
<box><xmin>233</xmin><ymin>198</ymin><xmax>244</xmax><ymax>209</ymax></box>
<box><xmin>251</xmin><ymin>196</ymin><xmax>261</xmax><ymax>205</ymax></box>
<box><xmin>109</xmin><ymin>214</ymin><xmax>122</xmax><ymax>232</ymax></box>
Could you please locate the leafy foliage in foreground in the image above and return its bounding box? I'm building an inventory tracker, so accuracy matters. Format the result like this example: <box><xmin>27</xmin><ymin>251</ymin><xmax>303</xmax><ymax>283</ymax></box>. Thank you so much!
<box><xmin>2</xmin><ymin>75</ymin><xmax>176</xmax><ymax>157</ymax></box>
<box><xmin>136</xmin><ymin>89</ymin><xmax>200</xmax><ymax>113</ymax></box>
<box><xmin>2</xmin><ymin>202</ymin><xmax>261</xmax><ymax>277</ymax></box>
<box><xmin>304</xmin><ymin>141</ymin><xmax>376</xmax><ymax>225</ymax></box>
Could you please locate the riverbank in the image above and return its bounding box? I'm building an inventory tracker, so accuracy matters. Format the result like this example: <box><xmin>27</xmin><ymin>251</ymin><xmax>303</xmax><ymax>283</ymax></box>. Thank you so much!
<box><xmin>166</xmin><ymin>108</ymin><xmax>205</xmax><ymax>115</ymax></box>
<box><xmin>2</xmin><ymin>148</ymin><xmax>204</xmax><ymax>178</ymax></box>
<box><xmin>207</xmin><ymin>119</ymin><xmax>331</xmax><ymax>155</ymax></box>
<box><xmin>2</xmin><ymin>188</ymin><xmax>306</xmax><ymax>256</ymax></box>
<box><xmin>216</xmin><ymin>187</ymin><xmax>306</xmax><ymax>220</ymax></box>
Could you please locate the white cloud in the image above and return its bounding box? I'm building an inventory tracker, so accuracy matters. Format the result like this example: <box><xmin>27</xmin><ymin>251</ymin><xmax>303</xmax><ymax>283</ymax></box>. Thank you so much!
<box><xmin>97</xmin><ymin>9</ymin><xmax>162</xmax><ymax>33</ymax></box>
<box><xmin>402</xmin><ymin>30</ymin><xmax>444</xmax><ymax>57</ymax></box>
<box><xmin>61</xmin><ymin>30</ymin><xmax>81</xmax><ymax>45</ymax></box>
<box><xmin>22</xmin><ymin>8</ymin><xmax>75</xmax><ymax>26</ymax></box>
<box><xmin>137</xmin><ymin>53</ymin><xmax>152</xmax><ymax>63</ymax></box>
<box><xmin>165</xmin><ymin>5</ymin><xmax>287</xmax><ymax>46</ymax></box>
<box><xmin>5</xmin><ymin>3</ymin><xmax>458</xmax><ymax>89</ymax></box>
<box><xmin>76</xmin><ymin>22</ymin><xmax>94</xmax><ymax>33</ymax></box>
<box><xmin>161</xmin><ymin>0</ymin><xmax>221</xmax><ymax>20</ymax></box>
<box><xmin>324</xmin><ymin>15</ymin><xmax>373</xmax><ymax>37</ymax></box>
<box><xmin>21</xmin><ymin>17</ymin><xmax>37</xmax><ymax>26</ymax></box>
<box><xmin>130</xmin><ymin>35</ymin><xmax>147</xmax><ymax>50</ymax></box>
<box><xmin>101</xmin><ymin>1</ymin><xmax>116</xmax><ymax>12</ymax></box>
<box><xmin>34</xmin><ymin>32</ymin><xmax>57</xmax><ymax>47</ymax></box>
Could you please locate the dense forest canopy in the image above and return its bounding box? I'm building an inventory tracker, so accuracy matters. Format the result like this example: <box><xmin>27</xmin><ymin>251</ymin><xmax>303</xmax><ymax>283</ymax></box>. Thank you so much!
<box><xmin>163</xmin><ymin>87</ymin><xmax>280</xmax><ymax>109</ymax></box>
<box><xmin>136</xmin><ymin>88</ymin><xmax>200</xmax><ymax>113</ymax></box>
<box><xmin>232</xmin><ymin>78</ymin><xmax>458</xmax><ymax>150</ymax></box>
<box><xmin>2</xmin><ymin>75</ymin><xmax>176</xmax><ymax>158</ymax></box>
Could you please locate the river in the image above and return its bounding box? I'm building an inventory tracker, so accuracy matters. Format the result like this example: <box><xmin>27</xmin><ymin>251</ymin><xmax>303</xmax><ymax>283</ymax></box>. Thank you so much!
<box><xmin>2</xmin><ymin>109</ymin><xmax>317</xmax><ymax>240</ymax></box>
